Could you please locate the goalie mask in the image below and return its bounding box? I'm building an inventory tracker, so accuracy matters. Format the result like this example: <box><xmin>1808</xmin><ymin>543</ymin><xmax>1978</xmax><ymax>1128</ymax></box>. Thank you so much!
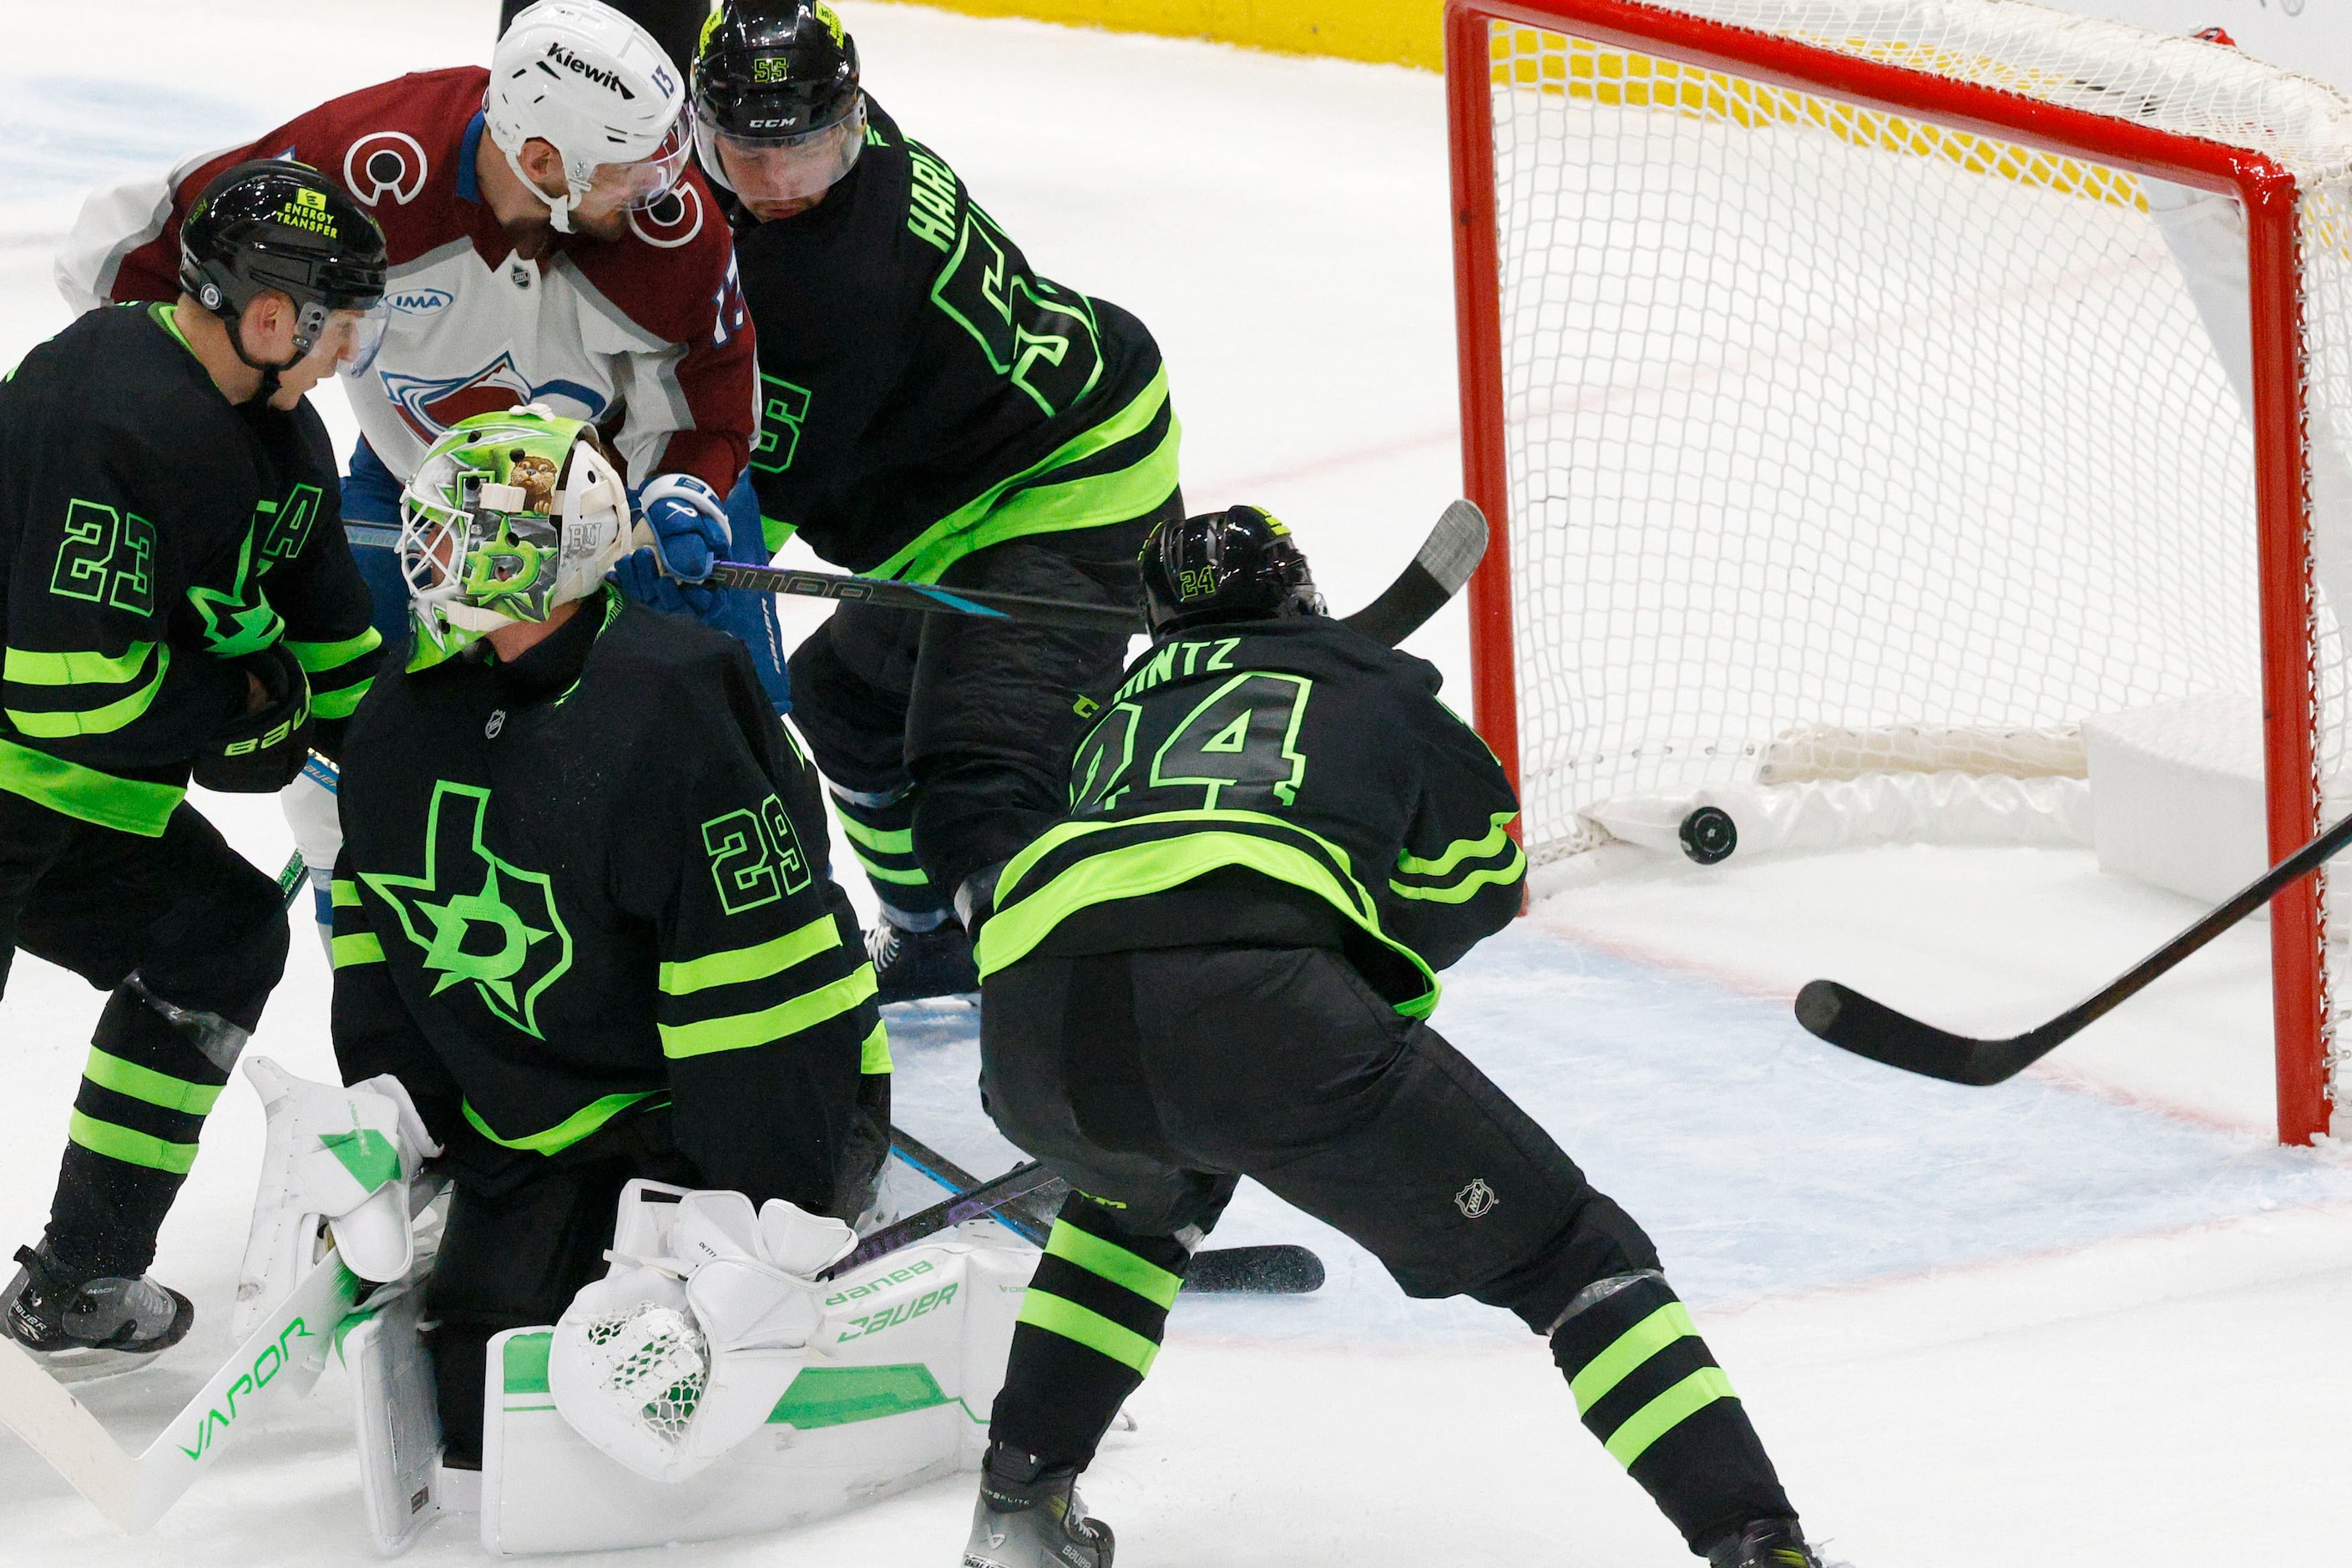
<box><xmin>397</xmin><ymin>405</ymin><xmax>630</xmax><ymax>668</ymax></box>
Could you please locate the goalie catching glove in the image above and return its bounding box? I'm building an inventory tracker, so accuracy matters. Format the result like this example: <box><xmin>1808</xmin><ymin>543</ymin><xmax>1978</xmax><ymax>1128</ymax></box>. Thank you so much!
<box><xmin>232</xmin><ymin>1058</ymin><xmax>441</xmax><ymax>1338</ymax></box>
<box><xmin>548</xmin><ymin>1187</ymin><xmax>855</xmax><ymax>1484</ymax></box>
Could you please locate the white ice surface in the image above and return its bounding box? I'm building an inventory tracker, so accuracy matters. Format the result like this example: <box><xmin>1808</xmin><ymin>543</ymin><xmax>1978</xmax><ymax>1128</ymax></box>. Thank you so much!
<box><xmin>5</xmin><ymin>3</ymin><xmax>2352</xmax><ymax>1564</ymax></box>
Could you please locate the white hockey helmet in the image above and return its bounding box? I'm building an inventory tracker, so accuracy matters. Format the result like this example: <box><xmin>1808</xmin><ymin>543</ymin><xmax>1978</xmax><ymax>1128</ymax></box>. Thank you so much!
<box><xmin>486</xmin><ymin>0</ymin><xmax>694</xmax><ymax>234</ymax></box>
<box><xmin>398</xmin><ymin>404</ymin><xmax>631</xmax><ymax>668</ymax></box>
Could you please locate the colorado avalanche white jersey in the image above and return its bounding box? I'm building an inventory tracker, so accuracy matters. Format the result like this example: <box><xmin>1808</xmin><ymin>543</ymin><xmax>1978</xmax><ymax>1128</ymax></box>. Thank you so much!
<box><xmin>55</xmin><ymin>67</ymin><xmax>755</xmax><ymax>496</ymax></box>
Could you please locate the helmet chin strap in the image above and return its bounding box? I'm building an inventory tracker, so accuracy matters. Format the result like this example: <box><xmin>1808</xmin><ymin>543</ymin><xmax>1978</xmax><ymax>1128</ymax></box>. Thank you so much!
<box><xmin>226</xmin><ymin>312</ymin><xmax>302</xmax><ymax>401</ymax></box>
<box><xmin>500</xmin><ymin>136</ymin><xmax>582</xmax><ymax>235</ymax></box>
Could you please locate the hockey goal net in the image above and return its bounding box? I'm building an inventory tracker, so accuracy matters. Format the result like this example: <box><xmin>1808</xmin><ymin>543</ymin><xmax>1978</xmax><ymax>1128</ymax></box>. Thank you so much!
<box><xmin>1444</xmin><ymin>0</ymin><xmax>2352</xmax><ymax>1141</ymax></box>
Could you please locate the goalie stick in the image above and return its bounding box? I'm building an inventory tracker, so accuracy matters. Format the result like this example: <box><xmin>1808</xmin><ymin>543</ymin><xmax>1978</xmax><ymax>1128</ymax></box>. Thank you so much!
<box><xmin>887</xmin><ymin>1128</ymin><xmax>1326</xmax><ymax>1294</ymax></box>
<box><xmin>1793</xmin><ymin>807</ymin><xmax>2352</xmax><ymax>1085</ymax></box>
<box><xmin>645</xmin><ymin>498</ymin><xmax>1489</xmax><ymax>650</ymax></box>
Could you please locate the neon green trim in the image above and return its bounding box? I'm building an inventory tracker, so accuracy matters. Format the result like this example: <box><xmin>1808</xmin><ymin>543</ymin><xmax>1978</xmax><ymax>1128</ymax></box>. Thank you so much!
<box><xmin>68</xmin><ymin>1110</ymin><xmax>198</xmax><ymax>1174</ymax></box>
<box><xmin>4</xmin><ymin>641</ymin><xmax>159</xmax><ymax>685</ymax></box>
<box><xmin>331</xmin><ymin>879</ymin><xmax>362</xmax><ymax>908</ymax></box>
<box><xmin>1045</xmin><ymin>1222</ymin><xmax>1182</xmax><ymax>1309</ymax></box>
<box><xmin>331</xmin><ymin>932</ymin><xmax>385</xmax><ymax>968</ymax></box>
<box><xmin>83</xmin><ymin>1048</ymin><xmax>221</xmax><ymax>1115</ymax></box>
<box><xmin>870</xmin><ymin>367</ymin><xmax>1178</xmax><ymax>584</ymax></box>
<box><xmin>976</xmin><ymin>812</ymin><xmax>1439</xmax><ymax>1016</ymax></box>
<box><xmin>1014</xmin><ymin>1289</ymin><xmax>1160</xmax><ymax>1375</ymax></box>
<box><xmin>322</xmin><ymin>1128</ymin><xmax>400</xmax><ymax>1192</ymax></box>
<box><xmin>848</xmin><ymin>844</ymin><xmax>934</xmax><ymax>885</ymax></box>
<box><xmin>5</xmin><ymin>645</ymin><xmax>169</xmax><ymax>736</ymax></box>
<box><xmin>1388</xmin><ymin>847</ymin><xmax>1526</xmax><ymax>903</ymax></box>
<box><xmin>761</xmin><ymin>515</ymin><xmax>798</xmax><ymax>554</ymax></box>
<box><xmin>1567</xmin><ymin>1302</ymin><xmax>1698</xmax><ymax>1414</ymax></box>
<box><xmin>287</xmin><ymin>628</ymin><xmax>382</xmax><ymax>672</ymax></box>
<box><xmin>308</xmin><ymin>679</ymin><xmax>373</xmax><ymax>721</ymax></box>
<box><xmin>860</xmin><ymin>1018</ymin><xmax>893</xmax><ymax>1075</ymax></box>
<box><xmin>835</xmin><ymin>813</ymin><xmax>915</xmax><ymax>856</ymax></box>
<box><xmin>462</xmin><ymin>1090</ymin><xmax>664</xmax><ymax>1156</ymax></box>
<box><xmin>1603</xmin><ymin>1367</ymin><xmax>1737</xmax><ymax>1468</ymax></box>
<box><xmin>0</xmin><ymin>736</ymin><xmax>180</xmax><ymax>836</ymax></box>
<box><xmin>659</xmin><ymin>913</ymin><xmax>840</xmax><ymax>994</ymax></box>
<box><xmin>659</xmin><ymin>967</ymin><xmax>879</xmax><ymax>1059</ymax></box>
<box><xmin>150</xmin><ymin>301</ymin><xmax>194</xmax><ymax>352</ymax></box>
<box><xmin>1394</xmin><ymin>811</ymin><xmax>1518</xmax><ymax>877</ymax></box>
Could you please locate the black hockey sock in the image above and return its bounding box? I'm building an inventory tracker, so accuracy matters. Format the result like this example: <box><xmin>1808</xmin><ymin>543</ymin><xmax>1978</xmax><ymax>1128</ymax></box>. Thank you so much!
<box><xmin>829</xmin><ymin>788</ymin><xmax>951</xmax><ymax>925</ymax></box>
<box><xmin>989</xmin><ymin>1194</ymin><xmax>1192</xmax><ymax>1469</ymax></box>
<box><xmin>1548</xmin><ymin>1270</ymin><xmax>1795</xmax><ymax>1554</ymax></box>
<box><xmin>43</xmin><ymin>981</ymin><xmax>243</xmax><ymax>1281</ymax></box>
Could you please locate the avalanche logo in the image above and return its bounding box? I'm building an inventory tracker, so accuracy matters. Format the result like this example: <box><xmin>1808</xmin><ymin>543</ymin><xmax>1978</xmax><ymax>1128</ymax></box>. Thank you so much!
<box><xmin>630</xmin><ymin>182</ymin><xmax>704</xmax><ymax>250</ymax></box>
<box><xmin>343</xmin><ymin>131</ymin><xmax>429</xmax><ymax>206</ymax></box>
<box><xmin>379</xmin><ymin>352</ymin><xmax>608</xmax><ymax>443</ymax></box>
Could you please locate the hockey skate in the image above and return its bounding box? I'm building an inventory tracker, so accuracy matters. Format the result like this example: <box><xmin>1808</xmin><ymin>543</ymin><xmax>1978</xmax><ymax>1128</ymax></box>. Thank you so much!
<box><xmin>1707</xmin><ymin>1518</ymin><xmax>1839</xmax><ymax>1568</ymax></box>
<box><xmin>961</xmin><ymin>1445</ymin><xmax>1114</xmax><ymax>1568</ymax></box>
<box><xmin>1</xmin><ymin>1243</ymin><xmax>193</xmax><ymax>1383</ymax></box>
<box><xmin>867</xmin><ymin>919</ymin><xmax>980</xmax><ymax>1004</ymax></box>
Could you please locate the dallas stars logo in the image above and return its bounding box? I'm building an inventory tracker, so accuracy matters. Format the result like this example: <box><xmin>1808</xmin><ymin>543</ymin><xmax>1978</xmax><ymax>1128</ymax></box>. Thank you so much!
<box><xmin>362</xmin><ymin>781</ymin><xmax>570</xmax><ymax>1038</ymax></box>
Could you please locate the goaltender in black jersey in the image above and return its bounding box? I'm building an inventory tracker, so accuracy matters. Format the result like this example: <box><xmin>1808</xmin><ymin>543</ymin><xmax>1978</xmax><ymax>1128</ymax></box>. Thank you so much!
<box><xmin>326</xmin><ymin>407</ymin><xmax>888</xmax><ymax>1466</ymax></box>
<box><xmin>958</xmin><ymin>508</ymin><xmax>1836</xmax><ymax>1568</ymax></box>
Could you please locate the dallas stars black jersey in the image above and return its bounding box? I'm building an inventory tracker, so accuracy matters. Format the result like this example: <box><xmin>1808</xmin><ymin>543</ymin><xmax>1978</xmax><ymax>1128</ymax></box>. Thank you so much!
<box><xmin>0</xmin><ymin>302</ymin><xmax>382</xmax><ymax>836</ymax></box>
<box><xmin>974</xmin><ymin>615</ymin><xmax>1527</xmax><ymax>1015</ymax></box>
<box><xmin>724</xmin><ymin>97</ymin><xmax>1178</xmax><ymax>581</ymax></box>
<box><xmin>330</xmin><ymin>590</ymin><xmax>884</xmax><ymax>1209</ymax></box>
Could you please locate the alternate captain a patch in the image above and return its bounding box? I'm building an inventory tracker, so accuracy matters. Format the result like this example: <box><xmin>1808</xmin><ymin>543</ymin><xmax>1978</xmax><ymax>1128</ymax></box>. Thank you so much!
<box><xmin>360</xmin><ymin>781</ymin><xmax>573</xmax><ymax>1038</ymax></box>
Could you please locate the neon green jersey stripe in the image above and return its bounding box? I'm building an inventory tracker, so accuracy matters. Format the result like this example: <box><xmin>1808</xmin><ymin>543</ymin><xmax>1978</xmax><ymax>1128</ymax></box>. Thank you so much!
<box><xmin>1045</xmin><ymin>1222</ymin><xmax>1183</xmax><ymax>1309</ymax></box>
<box><xmin>286</xmin><ymin>627</ymin><xmax>382</xmax><ymax>672</ymax></box>
<box><xmin>68</xmin><ymin>1110</ymin><xmax>199</xmax><ymax>1174</ymax></box>
<box><xmin>309</xmin><ymin>680</ymin><xmax>373</xmax><ymax>721</ymax></box>
<box><xmin>0</xmin><ymin>737</ymin><xmax>181</xmax><ymax>836</ymax></box>
<box><xmin>331</xmin><ymin>932</ymin><xmax>385</xmax><ymax>968</ymax></box>
<box><xmin>5</xmin><ymin>646</ymin><xmax>170</xmax><ymax>736</ymax></box>
<box><xmin>660</xmin><ymin>913</ymin><xmax>840</xmax><ymax>995</ymax></box>
<box><xmin>860</xmin><ymin>1017</ymin><xmax>893</xmax><ymax>1075</ymax></box>
<box><xmin>1568</xmin><ymin>1302</ymin><xmax>1699</xmax><ymax>1413</ymax></box>
<box><xmin>834</xmin><ymin>814</ymin><xmax>914</xmax><ymax>855</ymax></box>
<box><xmin>1393</xmin><ymin>811</ymin><xmax>1519</xmax><ymax>877</ymax></box>
<box><xmin>1014</xmin><ymin>1289</ymin><xmax>1161</xmax><ymax>1375</ymax></box>
<box><xmin>5</xmin><ymin>641</ymin><xmax>159</xmax><ymax>685</ymax></box>
<box><xmin>659</xmin><ymin>967</ymin><xmax>878</xmax><ymax>1059</ymax></box>
<box><xmin>462</xmin><ymin>1090</ymin><xmax>665</xmax><ymax>1156</ymax></box>
<box><xmin>331</xmin><ymin>878</ymin><xmax>362</xmax><ymax>908</ymax></box>
<box><xmin>1388</xmin><ymin>847</ymin><xmax>1526</xmax><ymax>903</ymax></box>
<box><xmin>82</xmin><ymin>1047</ymin><xmax>222</xmax><ymax>1115</ymax></box>
<box><xmin>1603</xmin><ymin>1367</ymin><xmax>1737</xmax><ymax>1468</ymax></box>
<box><xmin>847</xmin><ymin>843</ymin><xmax>933</xmax><ymax>884</ymax></box>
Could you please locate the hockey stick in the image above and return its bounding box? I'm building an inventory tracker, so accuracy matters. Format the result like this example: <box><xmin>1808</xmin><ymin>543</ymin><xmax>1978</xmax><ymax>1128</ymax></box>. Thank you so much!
<box><xmin>1793</xmin><ymin>807</ymin><xmax>2352</xmax><ymax>1085</ymax></box>
<box><xmin>640</xmin><ymin>499</ymin><xmax>1488</xmax><ymax>649</ymax></box>
<box><xmin>0</xmin><ymin>1247</ymin><xmax>365</xmax><ymax>1533</ymax></box>
<box><xmin>888</xmin><ymin>1127</ymin><xmax>1326</xmax><ymax>1293</ymax></box>
<box><xmin>826</xmin><ymin>1159</ymin><xmax>1063</xmax><ymax>1277</ymax></box>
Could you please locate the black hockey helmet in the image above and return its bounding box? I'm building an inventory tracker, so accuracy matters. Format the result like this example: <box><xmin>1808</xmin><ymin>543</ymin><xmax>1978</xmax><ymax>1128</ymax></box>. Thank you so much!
<box><xmin>1141</xmin><ymin>506</ymin><xmax>1327</xmax><ymax>636</ymax></box>
<box><xmin>180</xmin><ymin>159</ymin><xmax>387</xmax><ymax>367</ymax></box>
<box><xmin>695</xmin><ymin>0</ymin><xmax>861</xmax><ymax>139</ymax></box>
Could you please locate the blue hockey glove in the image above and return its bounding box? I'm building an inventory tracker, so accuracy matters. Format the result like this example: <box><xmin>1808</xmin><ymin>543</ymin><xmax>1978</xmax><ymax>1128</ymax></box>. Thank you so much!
<box><xmin>612</xmin><ymin>547</ymin><xmax>721</xmax><ymax>618</ymax></box>
<box><xmin>637</xmin><ymin>473</ymin><xmax>730</xmax><ymax>582</ymax></box>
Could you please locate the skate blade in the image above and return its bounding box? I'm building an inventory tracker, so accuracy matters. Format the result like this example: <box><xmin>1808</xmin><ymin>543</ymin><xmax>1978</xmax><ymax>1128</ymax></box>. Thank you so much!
<box><xmin>27</xmin><ymin>1343</ymin><xmax>167</xmax><ymax>1384</ymax></box>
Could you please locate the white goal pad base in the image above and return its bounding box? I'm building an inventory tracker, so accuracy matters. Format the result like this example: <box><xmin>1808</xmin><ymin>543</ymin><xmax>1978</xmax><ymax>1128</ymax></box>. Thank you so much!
<box><xmin>2084</xmin><ymin>695</ymin><xmax>2269</xmax><ymax>910</ymax></box>
<box><xmin>1586</xmin><ymin>772</ymin><xmax>2092</xmax><ymax>862</ymax></box>
<box><xmin>478</xmin><ymin>1238</ymin><xmax>1034</xmax><ymax>1555</ymax></box>
<box><xmin>344</xmin><ymin>1283</ymin><xmax>443</xmax><ymax>1555</ymax></box>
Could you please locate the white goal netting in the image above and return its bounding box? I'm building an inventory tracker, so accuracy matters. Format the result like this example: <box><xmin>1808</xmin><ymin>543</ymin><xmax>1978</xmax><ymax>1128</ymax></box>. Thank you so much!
<box><xmin>1471</xmin><ymin>0</ymin><xmax>2352</xmax><ymax>1123</ymax></box>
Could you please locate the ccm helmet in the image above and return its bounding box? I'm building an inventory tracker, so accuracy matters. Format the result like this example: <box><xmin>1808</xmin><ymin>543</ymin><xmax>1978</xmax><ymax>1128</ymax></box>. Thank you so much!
<box><xmin>398</xmin><ymin>404</ymin><xmax>632</xmax><ymax>667</ymax></box>
<box><xmin>692</xmin><ymin>0</ymin><xmax>865</xmax><ymax>210</ymax></box>
<box><xmin>487</xmin><ymin>0</ymin><xmax>694</xmax><ymax>234</ymax></box>
<box><xmin>1139</xmin><ymin>506</ymin><xmax>1326</xmax><ymax>637</ymax></box>
<box><xmin>180</xmin><ymin>159</ymin><xmax>388</xmax><ymax>377</ymax></box>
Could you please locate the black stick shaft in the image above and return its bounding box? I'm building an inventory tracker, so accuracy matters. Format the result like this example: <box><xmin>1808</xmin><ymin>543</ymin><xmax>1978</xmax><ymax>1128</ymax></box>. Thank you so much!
<box><xmin>827</xmin><ymin>1160</ymin><xmax>1060</xmax><ymax>1276</ymax></box>
<box><xmin>704</xmin><ymin>560</ymin><xmax>1146</xmax><ymax>635</ymax></box>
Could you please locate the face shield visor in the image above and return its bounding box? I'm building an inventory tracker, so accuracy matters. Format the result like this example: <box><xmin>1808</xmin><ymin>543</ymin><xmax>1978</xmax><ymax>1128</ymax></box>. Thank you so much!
<box><xmin>581</xmin><ymin>110</ymin><xmax>697</xmax><ymax>215</ymax></box>
<box><xmin>696</xmin><ymin>97</ymin><xmax>865</xmax><ymax>216</ymax></box>
<box><xmin>294</xmin><ymin>299</ymin><xmax>391</xmax><ymax>379</ymax></box>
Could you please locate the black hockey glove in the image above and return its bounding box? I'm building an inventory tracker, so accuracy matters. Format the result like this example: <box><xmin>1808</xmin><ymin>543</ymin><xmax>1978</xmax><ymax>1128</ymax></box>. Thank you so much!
<box><xmin>193</xmin><ymin>642</ymin><xmax>314</xmax><ymax>794</ymax></box>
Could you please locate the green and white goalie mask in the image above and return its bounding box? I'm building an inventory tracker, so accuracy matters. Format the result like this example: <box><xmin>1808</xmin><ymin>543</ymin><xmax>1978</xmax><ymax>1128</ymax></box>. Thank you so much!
<box><xmin>398</xmin><ymin>405</ymin><xmax>630</xmax><ymax>669</ymax></box>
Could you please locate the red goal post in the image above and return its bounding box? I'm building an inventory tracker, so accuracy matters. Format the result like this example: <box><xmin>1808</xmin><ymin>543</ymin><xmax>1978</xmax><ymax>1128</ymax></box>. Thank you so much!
<box><xmin>1444</xmin><ymin>0</ymin><xmax>2345</xmax><ymax>1143</ymax></box>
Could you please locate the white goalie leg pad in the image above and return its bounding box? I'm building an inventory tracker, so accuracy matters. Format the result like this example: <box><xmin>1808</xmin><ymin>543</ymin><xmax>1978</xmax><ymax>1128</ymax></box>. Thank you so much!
<box><xmin>345</xmin><ymin>1282</ymin><xmax>444</xmax><ymax>1555</ymax></box>
<box><xmin>547</xmin><ymin>1189</ymin><xmax>854</xmax><ymax>1483</ymax></box>
<box><xmin>281</xmin><ymin>756</ymin><xmax>343</xmax><ymax>961</ymax></box>
<box><xmin>235</xmin><ymin>1059</ymin><xmax>442</xmax><ymax>1338</ymax></box>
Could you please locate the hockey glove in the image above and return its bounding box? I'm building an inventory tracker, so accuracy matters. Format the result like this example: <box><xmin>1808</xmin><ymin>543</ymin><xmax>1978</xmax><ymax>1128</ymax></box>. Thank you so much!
<box><xmin>193</xmin><ymin>641</ymin><xmax>313</xmax><ymax>794</ymax></box>
<box><xmin>637</xmin><ymin>473</ymin><xmax>730</xmax><ymax>581</ymax></box>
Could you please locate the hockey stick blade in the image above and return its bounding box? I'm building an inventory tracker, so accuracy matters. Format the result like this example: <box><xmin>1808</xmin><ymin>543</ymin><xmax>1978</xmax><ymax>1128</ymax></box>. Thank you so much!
<box><xmin>1795</xmin><ymin>806</ymin><xmax>2352</xmax><ymax>1085</ymax></box>
<box><xmin>1340</xmin><ymin>499</ymin><xmax>1487</xmax><ymax>648</ymax></box>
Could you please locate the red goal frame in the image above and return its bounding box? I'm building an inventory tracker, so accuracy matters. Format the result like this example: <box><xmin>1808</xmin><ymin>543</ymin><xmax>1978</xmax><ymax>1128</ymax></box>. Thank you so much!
<box><xmin>1443</xmin><ymin>0</ymin><xmax>2331</xmax><ymax>1144</ymax></box>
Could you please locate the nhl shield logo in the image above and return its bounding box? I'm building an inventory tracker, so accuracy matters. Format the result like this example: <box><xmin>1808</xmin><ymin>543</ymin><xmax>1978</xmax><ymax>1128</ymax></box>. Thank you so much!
<box><xmin>1454</xmin><ymin>1178</ymin><xmax>1498</xmax><ymax>1219</ymax></box>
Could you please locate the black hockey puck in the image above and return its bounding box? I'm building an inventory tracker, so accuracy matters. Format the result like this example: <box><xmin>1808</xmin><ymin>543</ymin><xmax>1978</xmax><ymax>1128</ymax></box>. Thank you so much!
<box><xmin>1679</xmin><ymin>805</ymin><xmax>1737</xmax><ymax>865</ymax></box>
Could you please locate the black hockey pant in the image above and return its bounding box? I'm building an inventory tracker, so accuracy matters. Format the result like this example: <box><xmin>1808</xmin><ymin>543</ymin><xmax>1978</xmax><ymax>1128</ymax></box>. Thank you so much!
<box><xmin>0</xmin><ymin>790</ymin><xmax>288</xmax><ymax>1280</ymax></box>
<box><xmin>979</xmin><ymin>945</ymin><xmax>1798</xmax><ymax>1555</ymax></box>
<box><xmin>787</xmin><ymin>497</ymin><xmax>1177</xmax><ymax>928</ymax></box>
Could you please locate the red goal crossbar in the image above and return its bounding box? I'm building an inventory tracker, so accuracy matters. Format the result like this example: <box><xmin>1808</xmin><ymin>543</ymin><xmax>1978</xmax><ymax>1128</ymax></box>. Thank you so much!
<box><xmin>1443</xmin><ymin>0</ymin><xmax>2330</xmax><ymax>1144</ymax></box>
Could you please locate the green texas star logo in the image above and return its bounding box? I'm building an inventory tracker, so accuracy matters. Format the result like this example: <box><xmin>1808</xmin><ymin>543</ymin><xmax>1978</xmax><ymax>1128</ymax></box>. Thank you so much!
<box><xmin>362</xmin><ymin>781</ymin><xmax>571</xmax><ymax>1038</ymax></box>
